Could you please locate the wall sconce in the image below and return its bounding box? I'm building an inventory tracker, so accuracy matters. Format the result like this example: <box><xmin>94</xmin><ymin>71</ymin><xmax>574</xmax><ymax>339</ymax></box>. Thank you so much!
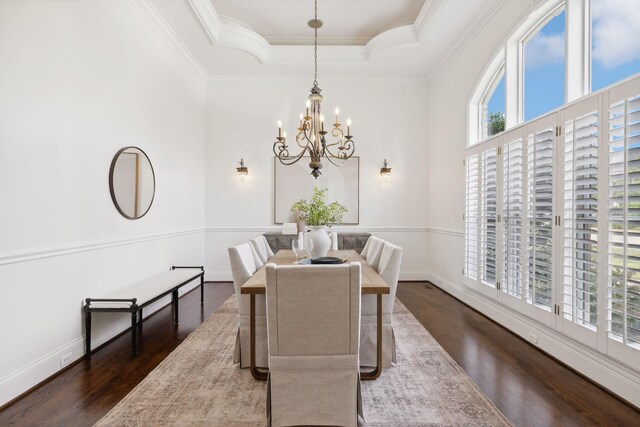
<box><xmin>236</xmin><ymin>158</ymin><xmax>248</xmax><ymax>184</ymax></box>
<box><xmin>380</xmin><ymin>159</ymin><xmax>392</xmax><ymax>183</ymax></box>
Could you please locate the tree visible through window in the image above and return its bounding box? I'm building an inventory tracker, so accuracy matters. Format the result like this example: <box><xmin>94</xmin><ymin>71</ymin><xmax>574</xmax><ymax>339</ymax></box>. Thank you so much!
<box><xmin>484</xmin><ymin>74</ymin><xmax>505</xmax><ymax>138</ymax></box>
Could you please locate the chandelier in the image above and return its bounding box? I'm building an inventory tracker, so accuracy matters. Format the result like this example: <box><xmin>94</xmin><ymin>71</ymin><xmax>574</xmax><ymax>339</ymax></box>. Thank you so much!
<box><xmin>273</xmin><ymin>0</ymin><xmax>355</xmax><ymax>179</ymax></box>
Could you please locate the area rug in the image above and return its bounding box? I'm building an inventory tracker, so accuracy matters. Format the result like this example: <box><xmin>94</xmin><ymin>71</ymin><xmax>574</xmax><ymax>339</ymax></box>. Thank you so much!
<box><xmin>96</xmin><ymin>295</ymin><xmax>511</xmax><ymax>426</ymax></box>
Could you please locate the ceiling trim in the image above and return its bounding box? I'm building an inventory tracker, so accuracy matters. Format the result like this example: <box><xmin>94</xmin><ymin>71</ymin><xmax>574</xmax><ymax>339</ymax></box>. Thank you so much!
<box><xmin>425</xmin><ymin>0</ymin><xmax>509</xmax><ymax>83</ymax></box>
<box><xmin>131</xmin><ymin>0</ymin><xmax>208</xmax><ymax>83</ymax></box>
<box><xmin>206</xmin><ymin>76</ymin><xmax>428</xmax><ymax>85</ymax></box>
<box><xmin>187</xmin><ymin>0</ymin><xmax>444</xmax><ymax>66</ymax></box>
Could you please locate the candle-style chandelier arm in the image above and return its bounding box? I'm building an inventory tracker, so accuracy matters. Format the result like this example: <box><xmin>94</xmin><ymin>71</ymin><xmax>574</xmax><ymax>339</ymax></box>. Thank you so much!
<box><xmin>273</xmin><ymin>139</ymin><xmax>308</xmax><ymax>165</ymax></box>
<box><xmin>324</xmin><ymin>136</ymin><xmax>355</xmax><ymax>160</ymax></box>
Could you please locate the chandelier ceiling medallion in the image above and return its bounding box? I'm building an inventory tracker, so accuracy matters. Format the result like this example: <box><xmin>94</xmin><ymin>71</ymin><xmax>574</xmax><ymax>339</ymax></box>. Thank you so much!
<box><xmin>273</xmin><ymin>0</ymin><xmax>355</xmax><ymax>179</ymax></box>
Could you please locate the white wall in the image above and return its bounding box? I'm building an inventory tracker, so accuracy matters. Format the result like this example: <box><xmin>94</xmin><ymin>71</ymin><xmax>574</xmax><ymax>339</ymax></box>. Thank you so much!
<box><xmin>424</xmin><ymin>0</ymin><xmax>640</xmax><ymax>408</ymax></box>
<box><xmin>203</xmin><ymin>79</ymin><xmax>429</xmax><ymax>280</ymax></box>
<box><xmin>0</xmin><ymin>0</ymin><xmax>206</xmax><ymax>406</ymax></box>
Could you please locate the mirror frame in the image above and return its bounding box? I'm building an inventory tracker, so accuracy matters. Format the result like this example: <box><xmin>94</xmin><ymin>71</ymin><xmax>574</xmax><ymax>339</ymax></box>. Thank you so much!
<box><xmin>108</xmin><ymin>146</ymin><xmax>156</xmax><ymax>220</ymax></box>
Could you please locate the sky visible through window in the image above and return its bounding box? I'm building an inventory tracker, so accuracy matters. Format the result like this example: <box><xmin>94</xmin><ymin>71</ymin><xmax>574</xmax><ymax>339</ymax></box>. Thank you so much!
<box><xmin>592</xmin><ymin>0</ymin><xmax>640</xmax><ymax>92</ymax></box>
<box><xmin>487</xmin><ymin>75</ymin><xmax>505</xmax><ymax>116</ymax></box>
<box><xmin>524</xmin><ymin>10</ymin><xmax>565</xmax><ymax>122</ymax></box>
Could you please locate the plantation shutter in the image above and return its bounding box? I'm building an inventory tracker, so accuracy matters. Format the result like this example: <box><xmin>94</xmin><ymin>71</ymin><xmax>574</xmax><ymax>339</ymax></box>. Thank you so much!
<box><xmin>481</xmin><ymin>149</ymin><xmax>498</xmax><ymax>286</ymax></box>
<box><xmin>526</xmin><ymin>126</ymin><xmax>554</xmax><ymax>310</ymax></box>
<box><xmin>607</xmin><ymin>94</ymin><xmax>640</xmax><ymax>350</ymax></box>
<box><xmin>502</xmin><ymin>139</ymin><xmax>524</xmax><ymax>298</ymax></box>
<box><xmin>465</xmin><ymin>154</ymin><xmax>480</xmax><ymax>280</ymax></box>
<box><xmin>563</xmin><ymin>110</ymin><xmax>599</xmax><ymax>331</ymax></box>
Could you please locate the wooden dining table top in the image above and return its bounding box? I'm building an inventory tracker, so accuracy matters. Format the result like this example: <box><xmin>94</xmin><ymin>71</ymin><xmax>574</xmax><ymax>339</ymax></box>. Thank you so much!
<box><xmin>241</xmin><ymin>250</ymin><xmax>390</xmax><ymax>295</ymax></box>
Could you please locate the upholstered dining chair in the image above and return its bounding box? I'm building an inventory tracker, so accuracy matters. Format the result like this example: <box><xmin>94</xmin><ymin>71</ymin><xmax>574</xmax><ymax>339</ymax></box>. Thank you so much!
<box><xmin>265</xmin><ymin>263</ymin><xmax>363</xmax><ymax>427</ymax></box>
<box><xmin>228</xmin><ymin>242</ymin><xmax>268</xmax><ymax>368</ymax></box>
<box><xmin>364</xmin><ymin>236</ymin><xmax>385</xmax><ymax>271</ymax></box>
<box><xmin>360</xmin><ymin>241</ymin><xmax>403</xmax><ymax>368</ymax></box>
<box><xmin>250</xmin><ymin>235</ymin><xmax>275</xmax><ymax>264</ymax></box>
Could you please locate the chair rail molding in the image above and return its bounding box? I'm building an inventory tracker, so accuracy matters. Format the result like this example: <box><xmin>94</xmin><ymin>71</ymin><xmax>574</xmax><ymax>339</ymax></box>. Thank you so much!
<box><xmin>0</xmin><ymin>228</ymin><xmax>204</xmax><ymax>266</ymax></box>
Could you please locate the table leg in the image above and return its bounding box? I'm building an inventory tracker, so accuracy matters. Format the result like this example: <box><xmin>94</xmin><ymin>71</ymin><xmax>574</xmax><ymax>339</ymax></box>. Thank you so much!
<box><xmin>361</xmin><ymin>293</ymin><xmax>383</xmax><ymax>380</ymax></box>
<box><xmin>250</xmin><ymin>294</ymin><xmax>268</xmax><ymax>380</ymax></box>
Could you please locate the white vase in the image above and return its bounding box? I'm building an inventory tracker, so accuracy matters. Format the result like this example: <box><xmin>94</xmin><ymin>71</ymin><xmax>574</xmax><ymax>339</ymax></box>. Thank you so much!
<box><xmin>305</xmin><ymin>226</ymin><xmax>333</xmax><ymax>258</ymax></box>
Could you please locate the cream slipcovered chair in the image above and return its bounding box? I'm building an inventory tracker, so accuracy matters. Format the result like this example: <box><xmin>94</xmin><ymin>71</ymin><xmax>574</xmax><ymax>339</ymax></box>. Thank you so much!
<box><xmin>265</xmin><ymin>263</ymin><xmax>363</xmax><ymax>427</ymax></box>
<box><xmin>359</xmin><ymin>241</ymin><xmax>403</xmax><ymax>368</ymax></box>
<box><xmin>361</xmin><ymin>236</ymin><xmax>385</xmax><ymax>271</ymax></box>
<box><xmin>228</xmin><ymin>242</ymin><xmax>268</xmax><ymax>368</ymax></box>
<box><xmin>250</xmin><ymin>235</ymin><xmax>275</xmax><ymax>264</ymax></box>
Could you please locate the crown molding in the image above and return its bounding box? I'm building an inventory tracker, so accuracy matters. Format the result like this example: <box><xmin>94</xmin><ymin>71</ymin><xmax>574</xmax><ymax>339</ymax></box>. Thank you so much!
<box><xmin>414</xmin><ymin>0</ymin><xmax>447</xmax><ymax>38</ymax></box>
<box><xmin>205</xmin><ymin>76</ymin><xmax>428</xmax><ymax>86</ymax></box>
<box><xmin>187</xmin><ymin>0</ymin><xmax>221</xmax><ymax>43</ymax></box>
<box><xmin>366</xmin><ymin>25</ymin><xmax>418</xmax><ymax>59</ymax></box>
<box><xmin>130</xmin><ymin>0</ymin><xmax>208</xmax><ymax>84</ymax></box>
<box><xmin>268</xmin><ymin>45</ymin><xmax>367</xmax><ymax>65</ymax></box>
<box><xmin>186</xmin><ymin>0</ymin><xmax>447</xmax><ymax>67</ymax></box>
<box><xmin>425</xmin><ymin>0</ymin><xmax>509</xmax><ymax>83</ymax></box>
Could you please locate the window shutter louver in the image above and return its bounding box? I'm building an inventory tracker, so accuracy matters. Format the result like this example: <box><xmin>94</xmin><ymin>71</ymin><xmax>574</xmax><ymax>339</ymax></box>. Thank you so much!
<box><xmin>465</xmin><ymin>155</ymin><xmax>480</xmax><ymax>280</ymax></box>
<box><xmin>502</xmin><ymin>139</ymin><xmax>524</xmax><ymax>297</ymax></box>
<box><xmin>527</xmin><ymin>127</ymin><xmax>554</xmax><ymax>309</ymax></box>
<box><xmin>481</xmin><ymin>149</ymin><xmax>498</xmax><ymax>286</ymax></box>
<box><xmin>608</xmin><ymin>94</ymin><xmax>640</xmax><ymax>350</ymax></box>
<box><xmin>563</xmin><ymin>111</ymin><xmax>599</xmax><ymax>330</ymax></box>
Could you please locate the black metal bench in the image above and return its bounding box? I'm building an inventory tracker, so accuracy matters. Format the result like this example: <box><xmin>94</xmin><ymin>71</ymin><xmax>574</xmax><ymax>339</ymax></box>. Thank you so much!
<box><xmin>84</xmin><ymin>266</ymin><xmax>204</xmax><ymax>357</ymax></box>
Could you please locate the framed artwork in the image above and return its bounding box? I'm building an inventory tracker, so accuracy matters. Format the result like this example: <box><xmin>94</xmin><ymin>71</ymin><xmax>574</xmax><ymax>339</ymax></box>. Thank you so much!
<box><xmin>274</xmin><ymin>156</ymin><xmax>359</xmax><ymax>224</ymax></box>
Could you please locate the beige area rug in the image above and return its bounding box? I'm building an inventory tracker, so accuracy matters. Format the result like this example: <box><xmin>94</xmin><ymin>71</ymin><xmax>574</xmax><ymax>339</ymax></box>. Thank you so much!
<box><xmin>96</xmin><ymin>295</ymin><xmax>511</xmax><ymax>427</ymax></box>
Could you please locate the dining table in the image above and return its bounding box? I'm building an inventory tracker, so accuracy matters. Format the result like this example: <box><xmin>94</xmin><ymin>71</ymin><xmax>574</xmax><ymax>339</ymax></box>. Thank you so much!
<box><xmin>241</xmin><ymin>249</ymin><xmax>390</xmax><ymax>381</ymax></box>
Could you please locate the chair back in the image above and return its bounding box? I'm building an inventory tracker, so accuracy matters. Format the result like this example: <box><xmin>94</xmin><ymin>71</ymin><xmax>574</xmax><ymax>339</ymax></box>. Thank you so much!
<box><xmin>366</xmin><ymin>237</ymin><xmax>385</xmax><ymax>271</ymax></box>
<box><xmin>250</xmin><ymin>237</ymin><xmax>271</xmax><ymax>263</ymax></box>
<box><xmin>228</xmin><ymin>242</ymin><xmax>263</xmax><ymax>295</ymax></box>
<box><xmin>377</xmin><ymin>242</ymin><xmax>403</xmax><ymax>312</ymax></box>
<box><xmin>265</xmin><ymin>263</ymin><xmax>361</xmax><ymax>357</ymax></box>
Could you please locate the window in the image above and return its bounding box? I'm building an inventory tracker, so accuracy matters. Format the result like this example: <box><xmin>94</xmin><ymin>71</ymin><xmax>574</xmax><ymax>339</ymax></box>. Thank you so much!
<box><xmin>502</xmin><ymin>139</ymin><xmax>524</xmax><ymax>298</ymax></box>
<box><xmin>607</xmin><ymin>93</ymin><xmax>640</xmax><ymax>349</ymax></box>
<box><xmin>592</xmin><ymin>0</ymin><xmax>640</xmax><ymax>92</ymax></box>
<box><xmin>465</xmin><ymin>155</ymin><xmax>480</xmax><ymax>280</ymax></box>
<box><xmin>483</xmin><ymin>73</ymin><xmax>506</xmax><ymax>139</ymax></box>
<box><xmin>563</xmin><ymin>110</ymin><xmax>599</xmax><ymax>330</ymax></box>
<box><xmin>526</xmin><ymin>126</ymin><xmax>554</xmax><ymax>309</ymax></box>
<box><xmin>481</xmin><ymin>149</ymin><xmax>498</xmax><ymax>286</ymax></box>
<box><xmin>524</xmin><ymin>9</ymin><xmax>566</xmax><ymax>122</ymax></box>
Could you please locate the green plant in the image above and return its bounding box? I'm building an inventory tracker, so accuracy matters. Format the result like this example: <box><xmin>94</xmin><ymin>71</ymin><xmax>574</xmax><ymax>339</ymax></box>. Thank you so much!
<box><xmin>290</xmin><ymin>186</ymin><xmax>347</xmax><ymax>227</ymax></box>
<box><xmin>488</xmin><ymin>111</ymin><xmax>505</xmax><ymax>136</ymax></box>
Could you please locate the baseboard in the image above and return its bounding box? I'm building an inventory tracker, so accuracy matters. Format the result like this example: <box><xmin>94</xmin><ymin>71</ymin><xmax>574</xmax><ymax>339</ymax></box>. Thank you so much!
<box><xmin>0</xmin><ymin>281</ymin><xmax>200</xmax><ymax>408</ymax></box>
<box><xmin>424</xmin><ymin>272</ymin><xmax>640</xmax><ymax>409</ymax></box>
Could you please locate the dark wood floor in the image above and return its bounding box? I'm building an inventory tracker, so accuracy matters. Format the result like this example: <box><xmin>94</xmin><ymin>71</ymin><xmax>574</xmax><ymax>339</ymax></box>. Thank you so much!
<box><xmin>0</xmin><ymin>282</ymin><xmax>638</xmax><ymax>426</ymax></box>
<box><xmin>396</xmin><ymin>282</ymin><xmax>640</xmax><ymax>427</ymax></box>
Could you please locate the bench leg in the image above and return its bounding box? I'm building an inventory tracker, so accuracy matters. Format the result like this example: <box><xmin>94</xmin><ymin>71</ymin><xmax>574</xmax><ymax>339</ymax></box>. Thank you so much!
<box><xmin>200</xmin><ymin>275</ymin><xmax>204</xmax><ymax>305</ymax></box>
<box><xmin>138</xmin><ymin>307</ymin><xmax>143</xmax><ymax>325</ymax></box>
<box><xmin>131</xmin><ymin>304</ymin><xmax>138</xmax><ymax>357</ymax></box>
<box><xmin>85</xmin><ymin>310</ymin><xmax>92</xmax><ymax>357</ymax></box>
<box><xmin>173</xmin><ymin>290</ymin><xmax>179</xmax><ymax>324</ymax></box>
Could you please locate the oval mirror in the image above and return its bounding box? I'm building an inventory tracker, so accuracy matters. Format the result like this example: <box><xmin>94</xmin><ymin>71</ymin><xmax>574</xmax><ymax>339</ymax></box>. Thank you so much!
<box><xmin>109</xmin><ymin>147</ymin><xmax>155</xmax><ymax>219</ymax></box>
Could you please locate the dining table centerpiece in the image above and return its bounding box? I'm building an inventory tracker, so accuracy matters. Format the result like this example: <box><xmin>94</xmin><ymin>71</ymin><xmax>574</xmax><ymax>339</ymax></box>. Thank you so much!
<box><xmin>290</xmin><ymin>187</ymin><xmax>347</xmax><ymax>258</ymax></box>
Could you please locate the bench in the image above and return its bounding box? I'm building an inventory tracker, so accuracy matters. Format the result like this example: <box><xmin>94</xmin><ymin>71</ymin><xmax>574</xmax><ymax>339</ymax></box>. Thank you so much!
<box><xmin>84</xmin><ymin>266</ymin><xmax>204</xmax><ymax>357</ymax></box>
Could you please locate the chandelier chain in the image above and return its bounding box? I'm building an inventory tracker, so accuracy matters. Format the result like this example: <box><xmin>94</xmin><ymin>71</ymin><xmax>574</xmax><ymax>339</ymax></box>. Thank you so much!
<box><xmin>313</xmin><ymin>0</ymin><xmax>318</xmax><ymax>87</ymax></box>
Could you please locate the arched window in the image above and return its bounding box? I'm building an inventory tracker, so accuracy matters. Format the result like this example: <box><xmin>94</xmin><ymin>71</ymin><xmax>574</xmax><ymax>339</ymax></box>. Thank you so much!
<box><xmin>468</xmin><ymin>0</ymin><xmax>640</xmax><ymax>146</ymax></box>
